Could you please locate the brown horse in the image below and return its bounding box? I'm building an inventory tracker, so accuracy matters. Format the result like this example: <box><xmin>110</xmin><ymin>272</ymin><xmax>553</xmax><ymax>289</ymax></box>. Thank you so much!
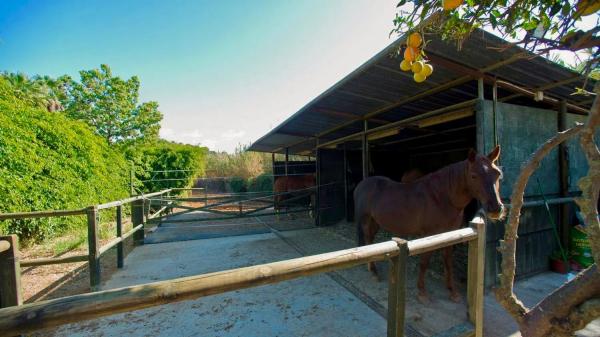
<box><xmin>274</xmin><ymin>174</ymin><xmax>316</xmax><ymax>213</ymax></box>
<box><xmin>354</xmin><ymin>146</ymin><xmax>504</xmax><ymax>303</ymax></box>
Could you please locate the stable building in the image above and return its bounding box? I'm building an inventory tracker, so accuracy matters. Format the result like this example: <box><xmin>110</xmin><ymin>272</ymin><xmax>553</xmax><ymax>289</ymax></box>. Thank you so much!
<box><xmin>249</xmin><ymin>28</ymin><xmax>596</xmax><ymax>285</ymax></box>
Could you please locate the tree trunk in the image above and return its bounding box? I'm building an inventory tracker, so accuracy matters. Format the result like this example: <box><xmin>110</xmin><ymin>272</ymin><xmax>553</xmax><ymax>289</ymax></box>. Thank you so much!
<box><xmin>496</xmin><ymin>83</ymin><xmax>600</xmax><ymax>336</ymax></box>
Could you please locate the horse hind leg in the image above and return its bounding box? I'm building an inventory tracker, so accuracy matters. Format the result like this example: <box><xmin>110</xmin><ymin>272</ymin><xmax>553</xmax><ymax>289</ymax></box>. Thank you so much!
<box><xmin>361</xmin><ymin>217</ymin><xmax>381</xmax><ymax>281</ymax></box>
<box><xmin>417</xmin><ymin>251</ymin><xmax>433</xmax><ymax>304</ymax></box>
<box><xmin>443</xmin><ymin>246</ymin><xmax>462</xmax><ymax>303</ymax></box>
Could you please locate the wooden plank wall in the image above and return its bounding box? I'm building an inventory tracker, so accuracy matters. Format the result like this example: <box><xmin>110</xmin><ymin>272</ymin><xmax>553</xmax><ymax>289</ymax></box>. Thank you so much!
<box><xmin>477</xmin><ymin>100</ymin><xmax>562</xmax><ymax>286</ymax></box>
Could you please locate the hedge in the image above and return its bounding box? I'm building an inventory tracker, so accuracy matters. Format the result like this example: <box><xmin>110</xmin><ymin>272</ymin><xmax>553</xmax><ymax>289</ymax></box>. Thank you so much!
<box><xmin>123</xmin><ymin>140</ymin><xmax>207</xmax><ymax>194</ymax></box>
<box><xmin>0</xmin><ymin>78</ymin><xmax>130</xmax><ymax>241</ymax></box>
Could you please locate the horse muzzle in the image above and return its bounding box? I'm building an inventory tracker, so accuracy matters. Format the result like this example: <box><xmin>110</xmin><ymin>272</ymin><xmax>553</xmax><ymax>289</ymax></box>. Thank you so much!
<box><xmin>485</xmin><ymin>204</ymin><xmax>505</xmax><ymax>220</ymax></box>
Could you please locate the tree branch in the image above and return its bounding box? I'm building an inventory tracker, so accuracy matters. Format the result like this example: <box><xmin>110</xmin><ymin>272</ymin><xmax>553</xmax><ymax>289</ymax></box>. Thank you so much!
<box><xmin>522</xmin><ymin>264</ymin><xmax>600</xmax><ymax>337</ymax></box>
<box><xmin>576</xmin><ymin>83</ymin><xmax>600</xmax><ymax>264</ymax></box>
<box><xmin>495</xmin><ymin>124</ymin><xmax>585</xmax><ymax>324</ymax></box>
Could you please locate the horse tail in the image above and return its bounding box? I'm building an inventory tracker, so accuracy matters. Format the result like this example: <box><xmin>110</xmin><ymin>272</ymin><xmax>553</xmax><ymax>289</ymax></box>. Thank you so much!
<box><xmin>354</xmin><ymin>181</ymin><xmax>365</xmax><ymax>247</ymax></box>
<box><xmin>356</xmin><ymin>219</ymin><xmax>365</xmax><ymax>246</ymax></box>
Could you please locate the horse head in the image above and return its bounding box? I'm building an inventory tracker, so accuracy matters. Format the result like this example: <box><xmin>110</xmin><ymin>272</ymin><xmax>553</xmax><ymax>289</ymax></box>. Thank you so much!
<box><xmin>466</xmin><ymin>145</ymin><xmax>505</xmax><ymax>220</ymax></box>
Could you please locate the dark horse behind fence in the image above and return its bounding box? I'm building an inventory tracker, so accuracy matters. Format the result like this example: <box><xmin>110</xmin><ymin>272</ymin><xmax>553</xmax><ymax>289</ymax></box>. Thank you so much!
<box><xmin>273</xmin><ymin>174</ymin><xmax>316</xmax><ymax>214</ymax></box>
<box><xmin>354</xmin><ymin>146</ymin><xmax>504</xmax><ymax>303</ymax></box>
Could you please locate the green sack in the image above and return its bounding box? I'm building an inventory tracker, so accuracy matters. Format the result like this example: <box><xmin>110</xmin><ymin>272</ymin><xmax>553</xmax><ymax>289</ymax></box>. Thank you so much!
<box><xmin>570</xmin><ymin>226</ymin><xmax>594</xmax><ymax>268</ymax></box>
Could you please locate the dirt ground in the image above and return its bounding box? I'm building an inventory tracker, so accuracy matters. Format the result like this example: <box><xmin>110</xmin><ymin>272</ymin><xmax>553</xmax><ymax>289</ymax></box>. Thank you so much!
<box><xmin>20</xmin><ymin>236</ymin><xmax>136</xmax><ymax>303</ymax></box>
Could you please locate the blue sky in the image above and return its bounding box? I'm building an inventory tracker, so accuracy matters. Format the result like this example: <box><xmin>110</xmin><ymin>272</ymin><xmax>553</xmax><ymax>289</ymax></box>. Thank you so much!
<box><xmin>1</xmin><ymin>0</ymin><xmax>398</xmax><ymax>152</ymax></box>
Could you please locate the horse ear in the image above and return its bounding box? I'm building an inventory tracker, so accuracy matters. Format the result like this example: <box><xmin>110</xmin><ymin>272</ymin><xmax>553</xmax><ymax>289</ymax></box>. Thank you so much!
<box><xmin>487</xmin><ymin>145</ymin><xmax>501</xmax><ymax>163</ymax></box>
<box><xmin>468</xmin><ymin>148</ymin><xmax>477</xmax><ymax>162</ymax></box>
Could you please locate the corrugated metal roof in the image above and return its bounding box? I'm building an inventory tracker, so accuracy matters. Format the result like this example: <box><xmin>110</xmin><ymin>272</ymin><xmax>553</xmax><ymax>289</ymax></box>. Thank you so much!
<box><xmin>249</xmin><ymin>28</ymin><xmax>595</xmax><ymax>154</ymax></box>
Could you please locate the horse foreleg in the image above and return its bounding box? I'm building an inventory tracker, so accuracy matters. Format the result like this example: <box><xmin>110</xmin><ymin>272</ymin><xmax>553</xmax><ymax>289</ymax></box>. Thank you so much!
<box><xmin>443</xmin><ymin>246</ymin><xmax>461</xmax><ymax>303</ymax></box>
<box><xmin>417</xmin><ymin>251</ymin><xmax>433</xmax><ymax>304</ymax></box>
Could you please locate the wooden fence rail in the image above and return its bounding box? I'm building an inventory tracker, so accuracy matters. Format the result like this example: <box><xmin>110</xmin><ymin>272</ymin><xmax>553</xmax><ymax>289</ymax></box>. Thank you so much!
<box><xmin>0</xmin><ymin>217</ymin><xmax>486</xmax><ymax>337</ymax></box>
<box><xmin>0</xmin><ymin>189</ymin><xmax>173</xmax><ymax>295</ymax></box>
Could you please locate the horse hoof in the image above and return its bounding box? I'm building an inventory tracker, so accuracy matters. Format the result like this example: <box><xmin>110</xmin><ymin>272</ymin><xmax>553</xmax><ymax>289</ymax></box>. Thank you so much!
<box><xmin>417</xmin><ymin>293</ymin><xmax>431</xmax><ymax>305</ymax></box>
<box><xmin>449</xmin><ymin>293</ymin><xmax>462</xmax><ymax>303</ymax></box>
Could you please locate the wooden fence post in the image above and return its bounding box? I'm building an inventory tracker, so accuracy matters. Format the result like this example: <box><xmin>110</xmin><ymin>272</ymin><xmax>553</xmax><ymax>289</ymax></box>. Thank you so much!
<box><xmin>116</xmin><ymin>205</ymin><xmax>124</xmax><ymax>268</ymax></box>
<box><xmin>0</xmin><ymin>235</ymin><xmax>22</xmax><ymax>308</ymax></box>
<box><xmin>467</xmin><ymin>216</ymin><xmax>486</xmax><ymax>337</ymax></box>
<box><xmin>132</xmin><ymin>199</ymin><xmax>145</xmax><ymax>246</ymax></box>
<box><xmin>145</xmin><ymin>198</ymin><xmax>151</xmax><ymax>222</ymax></box>
<box><xmin>388</xmin><ymin>238</ymin><xmax>408</xmax><ymax>337</ymax></box>
<box><xmin>86</xmin><ymin>206</ymin><xmax>101</xmax><ymax>291</ymax></box>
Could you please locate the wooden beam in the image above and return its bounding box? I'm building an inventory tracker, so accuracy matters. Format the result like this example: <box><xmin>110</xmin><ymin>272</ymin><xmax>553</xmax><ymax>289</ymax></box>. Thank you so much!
<box><xmin>495</xmin><ymin>80</ymin><xmax>589</xmax><ymax>114</ymax></box>
<box><xmin>499</xmin><ymin>75</ymin><xmax>585</xmax><ymax>102</ymax></box>
<box><xmin>416</xmin><ymin>108</ymin><xmax>473</xmax><ymax>128</ymax></box>
<box><xmin>317</xmin><ymin>99</ymin><xmax>477</xmax><ymax>149</ymax></box>
<box><xmin>368</xmin><ymin>129</ymin><xmax>400</xmax><ymax>141</ymax></box>
<box><xmin>0</xmin><ymin>241</ymin><xmax>401</xmax><ymax>335</ymax></box>
<box><xmin>381</xmin><ymin>125</ymin><xmax>475</xmax><ymax>147</ymax></box>
<box><xmin>21</xmin><ymin>255</ymin><xmax>88</xmax><ymax>268</ymax></box>
<box><xmin>407</xmin><ymin>227</ymin><xmax>477</xmax><ymax>256</ymax></box>
<box><xmin>0</xmin><ymin>208</ymin><xmax>87</xmax><ymax>220</ymax></box>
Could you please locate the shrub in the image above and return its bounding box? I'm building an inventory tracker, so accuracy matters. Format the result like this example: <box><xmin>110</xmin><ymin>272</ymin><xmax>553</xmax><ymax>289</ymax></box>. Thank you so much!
<box><xmin>228</xmin><ymin>177</ymin><xmax>247</xmax><ymax>193</ymax></box>
<box><xmin>123</xmin><ymin>140</ymin><xmax>207</xmax><ymax>193</ymax></box>
<box><xmin>248</xmin><ymin>173</ymin><xmax>273</xmax><ymax>192</ymax></box>
<box><xmin>0</xmin><ymin>78</ymin><xmax>130</xmax><ymax>241</ymax></box>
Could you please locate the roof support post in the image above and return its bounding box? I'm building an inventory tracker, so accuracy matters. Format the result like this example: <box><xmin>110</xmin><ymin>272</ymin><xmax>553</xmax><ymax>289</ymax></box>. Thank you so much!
<box><xmin>477</xmin><ymin>77</ymin><xmax>484</xmax><ymax>100</ymax></box>
<box><xmin>492</xmin><ymin>80</ymin><xmax>498</xmax><ymax>148</ymax></box>
<box><xmin>558</xmin><ymin>100</ymin><xmax>570</xmax><ymax>250</ymax></box>
<box><xmin>284</xmin><ymin>148</ymin><xmax>289</xmax><ymax>177</ymax></box>
<box><xmin>362</xmin><ymin>120</ymin><xmax>369</xmax><ymax>180</ymax></box>
<box><xmin>315</xmin><ymin>139</ymin><xmax>320</xmax><ymax>227</ymax></box>
<box><xmin>271</xmin><ymin>152</ymin><xmax>276</xmax><ymax>184</ymax></box>
<box><xmin>343</xmin><ymin>142</ymin><xmax>349</xmax><ymax>222</ymax></box>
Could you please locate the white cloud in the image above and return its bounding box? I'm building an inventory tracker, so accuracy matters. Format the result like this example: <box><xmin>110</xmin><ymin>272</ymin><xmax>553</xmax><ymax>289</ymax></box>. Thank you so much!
<box><xmin>160</xmin><ymin>128</ymin><xmax>205</xmax><ymax>145</ymax></box>
<box><xmin>221</xmin><ymin>129</ymin><xmax>246</xmax><ymax>140</ymax></box>
<box><xmin>200</xmin><ymin>139</ymin><xmax>217</xmax><ymax>149</ymax></box>
<box><xmin>181</xmin><ymin>129</ymin><xmax>203</xmax><ymax>140</ymax></box>
<box><xmin>159</xmin><ymin>128</ymin><xmax>174</xmax><ymax>138</ymax></box>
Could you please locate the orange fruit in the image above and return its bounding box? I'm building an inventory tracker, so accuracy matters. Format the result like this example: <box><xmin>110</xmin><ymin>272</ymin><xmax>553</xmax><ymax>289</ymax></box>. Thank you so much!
<box><xmin>411</xmin><ymin>61</ymin><xmax>424</xmax><ymax>74</ymax></box>
<box><xmin>576</xmin><ymin>0</ymin><xmax>600</xmax><ymax>16</ymax></box>
<box><xmin>404</xmin><ymin>46</ymin><xmax>418</xmax><ymax>62</ymax></box>
<box><xmin>407</xmin><ymin>32</ymin><xmax>422</xmax><ymax>48</ymax></box>
<box><xmin>420</xmin><ymin>63</ymin><xmax>433</xmax><ymax>77</ymax></box>
<box><xmin>443</xmin><ymin>0</ymin><xmax>463</xmax><ymax>11</ymax></box>
<box><xmin>414</xmin><ymin>72</ymin><xmax>426</xmax><ymax>83</ymax></box>
<box><xmin>400</xmin><ymin>59</ymin><xmax>412</xmax><ymax>71</ymax></box>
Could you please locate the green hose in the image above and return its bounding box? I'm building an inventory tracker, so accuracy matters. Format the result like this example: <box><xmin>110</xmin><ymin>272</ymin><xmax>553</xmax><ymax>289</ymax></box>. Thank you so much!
<box><xmin>536</xmin><ymin>178</ymin><xmax>569</xmax><ymax>266</ymax></box>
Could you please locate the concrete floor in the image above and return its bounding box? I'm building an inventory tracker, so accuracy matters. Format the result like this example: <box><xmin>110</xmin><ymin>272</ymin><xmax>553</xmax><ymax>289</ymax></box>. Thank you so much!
<box><xmin>43</xmin><ymin>212</ymin><xmax>599</xmax><ymax>337</ymax></box>
<box><xmin>49</xmin><ymin>232</ymin><xmax>388</xmax><ymax>337</ymax></box>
